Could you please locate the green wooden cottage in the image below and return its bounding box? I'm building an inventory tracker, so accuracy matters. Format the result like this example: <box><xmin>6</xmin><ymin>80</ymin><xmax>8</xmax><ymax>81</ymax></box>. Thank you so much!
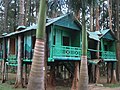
<box><xmin>0</xmin><ymin>13</ymin><xmax>117</xmax><ymax>84</ymax></box>
<box><xmin>1</xmin><ymin>14</ymin><xmax>83</xmax><ymax>66</ymax></box>
<box><xmin>1</xmin><ymin>13</ymin><xmax>117</xmax><ymax>66</ymax></box>
<box><xmin>88</xmin><ymin>29</ymin><xmax>116</xmax><ymax>62</ymax></box>
<box><xmin>100</xmin><ymin>29</ymin><xmax>116</xmax><ymax>61</ymax></box>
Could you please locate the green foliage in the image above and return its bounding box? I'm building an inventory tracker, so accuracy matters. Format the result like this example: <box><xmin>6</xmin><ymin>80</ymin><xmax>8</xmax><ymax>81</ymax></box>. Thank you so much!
<box><xmin>0</xmin><ymin>0</ymin><xmax>116</xmax><ymax>35</ymax></box>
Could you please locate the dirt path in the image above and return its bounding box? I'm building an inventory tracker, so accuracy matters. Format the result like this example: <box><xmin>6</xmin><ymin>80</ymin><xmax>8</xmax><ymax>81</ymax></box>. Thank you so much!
<box><xmin>0</xmin><ymin>83</ymin><xmax>120</xmax><ymax>90</ymax></box>
<box><xmin>1</xmin><ymin>73</ymin><xmax>120</xmax><ymax>90</ymax></box>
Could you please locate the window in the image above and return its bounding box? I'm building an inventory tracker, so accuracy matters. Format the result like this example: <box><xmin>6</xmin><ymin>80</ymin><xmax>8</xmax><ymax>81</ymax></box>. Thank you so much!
<box><xmin>63</xmin><ymin>36</ymin><xmax>70</xmax><ymax>46</ymax></box>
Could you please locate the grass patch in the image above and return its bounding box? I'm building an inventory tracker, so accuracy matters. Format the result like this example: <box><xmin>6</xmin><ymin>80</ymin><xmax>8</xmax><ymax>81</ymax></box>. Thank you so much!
<box><xmin>0</xmin><ymin>83</ymin><xmax>12</xmax><ymax>90</ymax></box>
<box><xmin>104</xmin><ymin>83</ymin><xmax>120</xmax><ymax>88</ymax></box>
<box><xmin>0</xmin><ymin>82</ymin><xmax>27</xmax><ymax>90</ymax></box>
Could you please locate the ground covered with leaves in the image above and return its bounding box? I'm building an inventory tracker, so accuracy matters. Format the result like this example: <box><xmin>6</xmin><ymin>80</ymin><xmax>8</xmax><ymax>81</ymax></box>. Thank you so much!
<box><xmin>0</xmin><ymin>83</ymin><xmax>120</xmax><ymax>90</ymax></box>
<box><xmin>0</xmin><ymin>73</ymin><xmax>120</xmax><ymax>90</ymax></box>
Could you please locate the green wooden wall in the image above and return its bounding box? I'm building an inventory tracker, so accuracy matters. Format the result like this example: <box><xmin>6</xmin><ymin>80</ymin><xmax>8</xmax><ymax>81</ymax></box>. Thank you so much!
<box><xmin>102</xmin><ymin>39</ymin><xmax>115</xmax><ymax>52</ymax></box>
<box><xmin>49</xmin><ymin>25</ymin><xmax>81</xmax><ymax>47</ymax></box>
<box><xmin>24</xmin><ymin>32</ymin><xmax>32</xmax><ymax>59</ymax></box>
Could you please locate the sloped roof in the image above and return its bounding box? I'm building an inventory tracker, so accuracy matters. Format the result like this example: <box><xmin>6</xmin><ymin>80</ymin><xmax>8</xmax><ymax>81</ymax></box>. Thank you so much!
<box><xmin>87</xmin><ymin>29</ymin><xmax>116</xmax><ymax>41</ymax></box>
<box><xmin>17</xmin><ymin>26</ymin><xmax>26</xmax><ymax>30</ymax></box>
<box><xmin>100</xmin><ymin>29</ymin><xmax>116</xmax><ymax>40</ymax></box>
<box><xmin>100</xmin><ymin>29</ymin><xmax>110</xmax><ymax>36</ymax></box>
<box><xmin>4</xmin><ymin>13</ymin><xmax>81</xmax><ymax>37</ymax></box>
<box><xmin>87</xmin><ymin>31</ymin><xmax>100</xmax><ymax>41</ymax></box>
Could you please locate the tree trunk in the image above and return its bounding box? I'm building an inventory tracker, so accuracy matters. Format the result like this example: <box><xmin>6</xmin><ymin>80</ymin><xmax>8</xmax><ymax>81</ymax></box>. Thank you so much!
<box><xmin>3</xmin><ymin>0</ymin><xmax>9</xmax><ymax>33</ymax></box>
<box><xmin>71</xmin><ymin>62</ymin><xmax>79</xmax><ymax>90</ymax></box>
<box><xmin>1</xmin><ymin>0</ymin><xmax>9</xmax><ymax>83</ymax></box>
<box><xmin>79</xmin><ymin>0</ymin><xmax>88</xmax><ymax>90</ymax></box>
<box><xmin>24</xmin><ymin>0</ymin><xmax>29</xmax><ymax>26</ymax></box>
<box><xmin>117</xmin><ymin>43</ymin><xmax>120</xmax><ymax>81</ymax></box>
<box><xmin>1</xmin><ymin>60</ymin><xmax>5</xmax><ymax>83</ymax></box>
<box><xmin>111</xmin><ymin>62</ymin><xmax>117</xmax><ymax>83</ymax></box>
<box><xmin>15</xmin><ymin>0</ymin><xmax>25</xmax><ymax>88</ymax></box>
<box><xmin>95</xmin><ymin>65</ymin><xmax>100</xmax><ymax>83</ymax></box>
<box><xmin>27</xmin><ymin>39</ymin><xmax>45</xmax><ymax>90</ymax></box>
<box><xmin>15</xmin><ymin>36</ymin><xmax>23</xmax><ymax>88</ymax></box>
<box><xmin>107</xmin><ymin>62</ymin><xmax>111</xmax><ymax>83</ymax></box>
<box><xmin>1</xmin><ymin>38</ymin><xmax>7</xmax><ymax>83</ymax></box>
<box><xmin>36</xmin><ymin>0</ymin><xmax>39</xmax><ymax>19</ymax></box>
<box><xmin>90</xmin><ymin>4</ymin><xmax>94</xmax><ymax>31</ymax></box>
<box><xmin>96</xmin><ymin>6</ymin><xmax>99</xmax><ymax>31</ymax></box>
<box><xmin>46</xmin><ymin>64</ymin><xmax>55</xmax><ymax>90</ymax></box>
<box><xmin>71</xmin><ymin>9</ymin><xmax>80</xmax><ymax>90</ymax></box>
<box><xmin>107</xmin><ymin>0</ymin><xmax>113</xmax><ymax>31</ymax></box>
<box><xmin>27</xmin><ymin>0</ymin><xmax>46</xmax><ymax>90</ymax></box>
<box><xmin>95</xmin><ymin>41</ymin><xmax>100</xmax><ymax>83</ymax></box>
<box><xmin>116</xmin><ymin>0</ymin><xmax>120</xmax><ymax>82</ymax></box>
<box><xmin>79</xmin><ymin>56</ymin><xmax>88</xmax><ymax>90</ymax></box>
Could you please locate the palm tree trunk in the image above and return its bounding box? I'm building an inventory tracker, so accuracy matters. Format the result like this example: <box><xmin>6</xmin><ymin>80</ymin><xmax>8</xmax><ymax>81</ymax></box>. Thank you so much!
<box><xmin>27</xmin><ymin>0</ymin><xmax>46</xmax><ymax>90</ymax></box>
<box><xmin>27</xmin><ymin>39</ymin><xmax>45</xmax><ymax>90</ymax></box>
<box><xmin>79</xmin><ymin>0</ymin><xmax>88</xmax><ymax>90</ymax></box>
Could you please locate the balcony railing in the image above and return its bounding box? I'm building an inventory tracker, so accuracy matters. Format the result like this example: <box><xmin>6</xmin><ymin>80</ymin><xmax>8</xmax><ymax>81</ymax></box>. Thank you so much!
<box><xmin>48</xmin><ymin>45</ymin><xmax>91</xmax><ymax>61</ymax></box>
<box><xmin>88</xmin><ymin>49</ymin><xmax>116</xmax><ymax>61</ymax></box>
<box><xmin>101</xmin><ymin>51</ymin><xmax>116</xmax><ymax>59</ymax></box>
<box><xmin>53</xmin><ymin>46</ymin><xmax>81</xmax><ymax>60</ymax></box>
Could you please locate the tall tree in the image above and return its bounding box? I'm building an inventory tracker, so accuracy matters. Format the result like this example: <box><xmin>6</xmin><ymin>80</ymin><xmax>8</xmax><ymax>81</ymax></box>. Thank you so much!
<box><xmin>90</xmin><ymin>0</ymin><xmax>94</xmax><ymax>31</ymax></box>
<box><xmin>69</xmin><ymin>1</ymin><xmax>82</xmax><ymax>89</ymax></box>
<box><xmin>79</xmin><ymin>0</ymin><xmax>88</xmax><ymax>90</ymax></box>
<box><xmin>1</xmin><ymin>0</ymin><xmax>9</xmax><ymax>83</ymax></box>
<box><xmin>95</xmin><ymin>0</ymin><xmax>100</xmax><ymax>84</ymax></box>
<box><xmin>3</xmin><ymin>0</ymin><xmax>9</xmax><ymax>33</ymax></box>
<box><xmin>107</xmin><ymin>0</ymin><xmax>112</xmax><ymax>31</ymax></box>
<box><xmin>27</xmin><ymin>0</ymin><xmax>46</xmax><ymax>90</ymax></box>
<box><xmin>1</xmin><ymin>35</ymin><xmax>7</xmax><ymax>83</ymax></box>
<box><xmin>107</xmin><ymin>0</ymin><xmax>117</xmax><ymax>83</ymax></box>
<box><xmin>115</xmin><ymin>0</ymin><xmax>120</xmax><ymax>82</ymax></box>
<box><xmin>14</xmin><ymin>0</ymin><xmax>25</xmax><ymax>88</ymax></box>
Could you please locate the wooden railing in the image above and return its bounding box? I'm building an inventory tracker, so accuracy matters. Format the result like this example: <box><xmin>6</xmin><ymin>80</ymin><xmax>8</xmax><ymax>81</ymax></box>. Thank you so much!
<box><xmin>48</xmin><ymin>45</ymin><xmax>91</xmax><ymax>62</ymax></box>
<box><xmin>48</xmin><ymin>45</ymin><xmax>116</xmax><ymax>62</ymax></box>
<box><xmin>6</xmin><ymin>55</ymin><xmax>17</xmax><ymax>66</ymax></box>
<box><xmin>101</xmin><ymin>51</ymin><xmax>116</xmax><ymax>59</ymax></box>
